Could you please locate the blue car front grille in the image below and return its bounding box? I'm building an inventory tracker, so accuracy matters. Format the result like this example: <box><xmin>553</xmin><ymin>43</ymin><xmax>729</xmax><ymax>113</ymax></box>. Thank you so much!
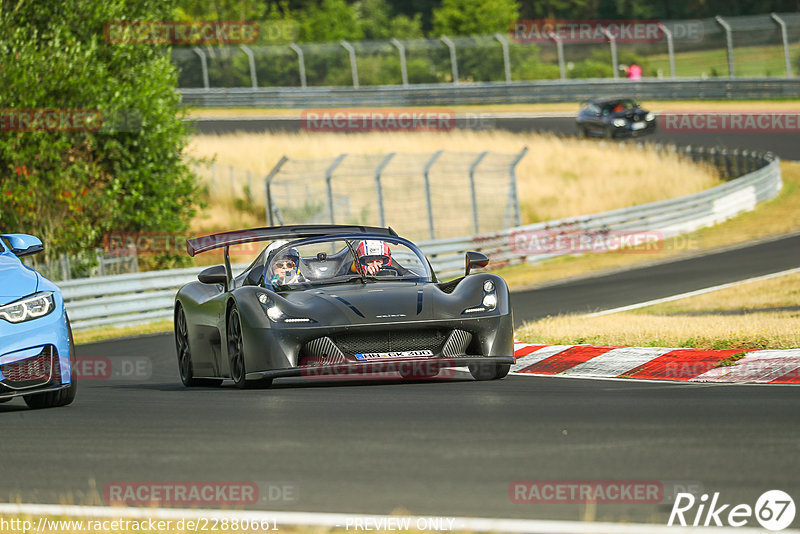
<box><xmin>0</xmin><ymin>345</ymin><xmax>56</xmax><ymax>390</ymax></box>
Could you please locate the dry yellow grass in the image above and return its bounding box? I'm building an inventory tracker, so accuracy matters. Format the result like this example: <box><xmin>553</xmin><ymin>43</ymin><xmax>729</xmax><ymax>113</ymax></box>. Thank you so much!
<box><xmin>186</xmin><ymin>131</ymin><xmax>719</xmax><ymax>235</ymax></box>
<box><xmin>637</xmin><ymin>271</ymin><xmax>800</xmax><ymax>315</ymax></box>
<box><xmin>516</xmin><ymin>311</ymin><xmax>800</xmax><ymax>349</ymax></box>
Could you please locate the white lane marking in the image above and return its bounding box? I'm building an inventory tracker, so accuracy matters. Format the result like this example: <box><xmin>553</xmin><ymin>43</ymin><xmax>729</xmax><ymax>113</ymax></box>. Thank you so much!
<box><xmin>585</xmin><ymin>267</ymin><xmax>800</xmax><ymax>317</ymax></box>
<box><xmin>0</xmin><ymin>503</ymin><xmax>774</xmax><ymax>534</ymax></box>
<box><xmin>562</xmin><ymin>346</ymin><xmax>672</xmax><ymax>377</ymax></box>
<box><xmin>511</xmin><ymin>345</ymin><xmax>574</xmax><ymax>372</ymax></box>
<box><xmin>690</xmin><ymin>349</ymin><xmax>800</xmax><ymax>383</ymax></box>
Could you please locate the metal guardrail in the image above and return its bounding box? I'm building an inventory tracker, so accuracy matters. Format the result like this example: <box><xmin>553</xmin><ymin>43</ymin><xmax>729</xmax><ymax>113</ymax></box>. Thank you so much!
<box><xmin>179</xmin><ymin>78</ymin><xmax>800</xmax><ymax>108</ymax></box>
<box><xmin>62</xmin><ymin>146</ymin><xmax>780</xmax><ymax>331</ymax></box>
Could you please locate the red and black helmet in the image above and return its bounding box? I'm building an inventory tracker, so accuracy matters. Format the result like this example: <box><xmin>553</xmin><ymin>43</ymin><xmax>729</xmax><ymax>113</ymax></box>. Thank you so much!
<box><xmin>355</xmin><ymin>240</ymin><xmax>391</xmax><ymax>267</ymax></box>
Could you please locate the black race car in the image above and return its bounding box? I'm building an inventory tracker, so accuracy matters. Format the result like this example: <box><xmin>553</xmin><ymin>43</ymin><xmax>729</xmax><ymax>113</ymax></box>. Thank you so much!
<box><xmin>174</xmin><ymin>225</ymin><xmax>514</xmax><ymax>388</ymax></box>
<box><xmin>576</xmin><ymin>97</ymin><xmax>656</xmax><ymax>139</ymax></box>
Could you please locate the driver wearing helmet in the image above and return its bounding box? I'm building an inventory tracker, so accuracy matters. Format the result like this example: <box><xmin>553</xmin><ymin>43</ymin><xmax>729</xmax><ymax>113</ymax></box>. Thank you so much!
<box><xmin>354</xmin><ymin>240</ymin><xmax>397</xmax><ymax>275</ymax></box>
<box><xmin>269</xmin><ymin>247</ymin><xmax>303</xmax><ymax>286</ymax></box>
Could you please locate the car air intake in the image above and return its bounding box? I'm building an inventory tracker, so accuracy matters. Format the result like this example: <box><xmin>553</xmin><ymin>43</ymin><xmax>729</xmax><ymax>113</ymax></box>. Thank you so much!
<box><xmin>0</xmin><ymin>345</ymin><xmax>55</xmax><ymax>389</ymax></box>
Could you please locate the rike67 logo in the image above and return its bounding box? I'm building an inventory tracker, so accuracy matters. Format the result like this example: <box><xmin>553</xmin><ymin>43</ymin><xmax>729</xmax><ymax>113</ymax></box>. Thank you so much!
<box><xmin>669</xmin><ymin>490</ymin><xmax>795</xmax><ymax>531</ymax></box>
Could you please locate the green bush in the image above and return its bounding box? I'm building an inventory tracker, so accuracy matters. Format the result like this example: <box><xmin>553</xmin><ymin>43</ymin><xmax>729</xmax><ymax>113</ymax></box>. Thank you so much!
<box><xmin>0</xmin><ymin>0</ymin><xmax>198</xmax><ymax>270</ymax></box>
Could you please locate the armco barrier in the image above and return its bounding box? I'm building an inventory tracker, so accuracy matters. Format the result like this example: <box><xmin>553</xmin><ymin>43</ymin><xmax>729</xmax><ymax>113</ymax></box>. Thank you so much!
<box><xmin>63</xmin><ymin>146</ymin><xmax>780</xmax><ymax>331</ymax></box>
<box><xmin>179</xmin><ymin>78</ymin><xmax>800</xmax><ymax>108</ymax></box>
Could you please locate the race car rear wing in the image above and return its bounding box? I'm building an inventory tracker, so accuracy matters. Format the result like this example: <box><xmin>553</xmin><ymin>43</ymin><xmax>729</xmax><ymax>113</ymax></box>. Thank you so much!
<box><xmin>186</xmin><ymin>224</ymin><xmax>398</xmax><ymax>257</ymax></box>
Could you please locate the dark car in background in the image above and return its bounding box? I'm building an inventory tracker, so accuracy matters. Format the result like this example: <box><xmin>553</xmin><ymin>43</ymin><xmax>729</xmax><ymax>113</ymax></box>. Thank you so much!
<box><xmin>576</xmin><ymin>97</ymin><xmax>656</xmax><ymax>139</ymax></box>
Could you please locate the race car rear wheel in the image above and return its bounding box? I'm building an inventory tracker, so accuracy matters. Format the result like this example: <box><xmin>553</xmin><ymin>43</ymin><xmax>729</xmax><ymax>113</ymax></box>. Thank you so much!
<box><xmin>468</xmin><ymin>362</ymin><xmax>510</xmax><ymax>381</ymax></box>
<box><xmin>175</xmin><ymin>304</ymin><xmax>222</xmax><ymax>388</ymax></box>
<box><xmin>24</xmin><ymin>316</ymin><xmax>78</xmax><ymax>409</ymax></box>
<box><xmin>227</xmin><ymin>305</ymin><xmax>272</xmax><ymax>390</ymax></box>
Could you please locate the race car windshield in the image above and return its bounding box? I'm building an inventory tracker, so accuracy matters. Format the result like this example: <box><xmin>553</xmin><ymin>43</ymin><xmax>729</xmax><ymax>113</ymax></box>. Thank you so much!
<box><xmin>265</xmin><ymin>236</ymin><xmax>432</xmax><ymax>289</ymax></box>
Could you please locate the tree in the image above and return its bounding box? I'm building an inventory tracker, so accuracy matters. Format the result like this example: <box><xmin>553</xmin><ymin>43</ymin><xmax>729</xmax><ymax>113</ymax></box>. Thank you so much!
<box><xmin>0</xmin><ymin>0</ymin><xmax>198</xmax><ymax>271</ymax></box>
<box><xmin>432</xmin><ymin>0</ymin><xmax>520</xmax><ymax>36</ymax></box>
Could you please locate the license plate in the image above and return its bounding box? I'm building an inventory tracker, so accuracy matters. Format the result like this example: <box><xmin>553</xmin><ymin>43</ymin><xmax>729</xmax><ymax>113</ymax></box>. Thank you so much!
<box><xmin>631</xmin><ymin>121</ymin><xmax>645</xmax><ymax>130</ymax></box>
<box><xmin>355</xmin><ymin>350</ymin><xmax>434</xmax><ymax>361</ymax></box>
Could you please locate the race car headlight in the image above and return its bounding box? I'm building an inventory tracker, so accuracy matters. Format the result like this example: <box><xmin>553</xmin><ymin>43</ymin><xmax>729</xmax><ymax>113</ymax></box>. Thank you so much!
<box><xmin>613</xmin><ymin>118</ymin><xmax>627</xmax><ymax>127</ymax></box>
<box><xmin>645</xmin><ymin>112</ymin><xmax>655</xmax><ymax>121</ymax></box>
<box><xmin>463</xmin><ymin>280</ymin><xmax>498</xmax><ymax>314</ymax></box>
<box><xmin>0</xmin><ymin>292</ymin><xmax>55</xmax><ymax>323</ymax></box>
<box><xmin>258</xmin><ymin>292</ymin><xmax>313</xmax><ymax>323</ymax></box>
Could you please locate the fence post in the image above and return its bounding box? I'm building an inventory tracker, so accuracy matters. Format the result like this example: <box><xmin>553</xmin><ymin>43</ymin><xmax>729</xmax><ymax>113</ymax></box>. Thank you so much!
<box><xmin>423</xmin><ymin>151</ymin><xmax>443</xmax><ymax>239</ymax></box>
<box><xmin>239</xmin><ymin>45</ymin><xmax>258</xmax><ymax>88</ymax></box>
<box><xmin>264</xmin><ymin>156</ymin><xmax>289</xmax><ymax>226</ymax></box>
<box><xmin>289</xmin><ymin>43</ymin><xmax>307</xmax><ymax>88</ymax></box>
<box><xmin>440</xmin><ymin>36</ymin><xmax>459</xmax><ymax>84</ymax></box>
<box><xmin>229</xmin><ymin>166</ymin><xmax>236</xmax><ymax>195</ymax></box>
<box><xmin>374</xmin><ymin>153</ymin><xmax>395</xmax><ymax>227</ymax></box>
<box><xmin>60</xmin><ymin>253</ymin><xmax>70</xmax><ymax>281</ymax></box>
<box><xmin>468</xmin><ymin>151</ymin><xmax>488</xmax><ymax>234</ymax></box>
<box><xmin>770</xmin><ymin>13</ymin><xmax>793</xmax><ymax>77</ymax></box>
<box><xmin>390</xmin><ymin>38</ymin><xmax>409</xmax><ymax>86</ymax></box>
<box><xmin>210</xmin><ymin>161</ymin><xmax>217</xmax><ymax>194</ymax></box>
<box><xmin>340</xmin><ymin>40</ymin><xmax>359</xmax><ymax>88</ymax></box>
<box><xmin>325</xmin><ymin>154</ymin><xmax>348</xmax><ymax>224</ymax></box>
<box><xmin>723</xmin><ymin>148</ymin><xmax>733</xmax><ymax>178</ymax></box>
<box><xmin>192</xmin><ymin>47</ymin><xmax>210</xmax><ymax>89</ymax></box>
<box><xmin>494</xmin><ymin>33</ymin><xmax>512</xmax><ymax>83</ymax></box>
<box><xmin>658</xmin><ymin>23</ymin><xmax>676</xmax><ymax>78</ymax></box>
<box><xmin>600</xmin><ymin>27</ymin><xmax>618</xmax><ymax>79</ymax></box>
<box><xmin>715</xmin><ymin>16</ymin><xmax>735</xmax><ymax>78</ymax></box>
<box><xmin>548</xmin><ymin>32</ymin><xmax>566</xmax><ymax>81</ymax></box>
<box><xmin>508</xmin><ymin>147</ymin><xmax>528</xmax><ymax>227</ymax></box>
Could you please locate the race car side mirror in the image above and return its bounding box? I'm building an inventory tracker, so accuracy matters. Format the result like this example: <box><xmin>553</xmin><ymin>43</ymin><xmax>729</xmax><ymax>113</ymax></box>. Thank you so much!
<box><xmin>198</xmin><ymin>265</ymin><xmax>227</xmax><ymax>285</ymax></box>
<box><xmin>465</xmin><ymin>251</ymin><xmax>489</xmax><ymax>276</ymax></box>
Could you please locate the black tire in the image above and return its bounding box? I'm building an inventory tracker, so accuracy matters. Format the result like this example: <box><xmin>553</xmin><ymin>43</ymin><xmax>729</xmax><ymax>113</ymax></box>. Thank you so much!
<box><xmin>227</xmin><ymin>305</ymin><xmax>272</xmax><ymax>389</ymax></box>
<box><xmin>468</xmin><ymin>362</ymin><xmax>511</xmax><ymax>381</ymax></box>
<box><xmin>577</xmin><ymin>125</ymin><xmax>588</xmax><ymax>138</ymax></box>
<box><xmin>175</xmin><ymin>304</ymin><xmax>222</xmax><ymax>388</ymax></box>
<box><xmin>603</xmin><ymin>125</ymin><xmax>614</xmax><ymax>139</ymax></box>
<box><xmin>24</xmin><ymin>317</ymin><xmax>78</xmax><ymax>409</ymax></box>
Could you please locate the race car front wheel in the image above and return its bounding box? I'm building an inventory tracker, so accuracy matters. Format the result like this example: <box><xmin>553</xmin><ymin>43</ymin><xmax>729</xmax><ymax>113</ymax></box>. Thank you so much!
<box><xmin>175</xmin><ymin>304</ymin><xmax>222</xmax><ymax>387</ymax></box>
<box><xmin>24</xmin><ymin>316</ymin><xmax>78</xmax><ymax>409</ymax></box>
<box><xmin>468</xmin><ymin>362</ymin><xmax>511</xmax><ymax>381</ymax></box>
<box><xmin>227</xmin><ymin>305</ymin><xmax>272</xmax><ymax>389</ymax></box>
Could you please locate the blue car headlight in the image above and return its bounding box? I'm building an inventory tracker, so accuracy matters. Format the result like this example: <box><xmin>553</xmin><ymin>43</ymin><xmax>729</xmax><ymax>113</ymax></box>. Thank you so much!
<box><xmin>0</xmin><ymin>291</ymin><xmax>55</xmax><ymax>323</ymax></box>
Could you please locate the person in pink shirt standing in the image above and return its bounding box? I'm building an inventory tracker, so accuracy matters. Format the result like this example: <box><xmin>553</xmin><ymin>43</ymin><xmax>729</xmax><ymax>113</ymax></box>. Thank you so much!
<box><xmin>627</xmin><ymin>63</ymin><xmax>642</xmax><ymax>80</ymax></box>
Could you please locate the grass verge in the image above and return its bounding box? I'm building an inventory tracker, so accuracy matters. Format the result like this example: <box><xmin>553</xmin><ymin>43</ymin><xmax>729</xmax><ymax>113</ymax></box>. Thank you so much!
<box><xmin>186</xmin><ymin>99</ymin><xmax>800</xmax><ymax>117</ymax></box>
<box><xmin>73</xmin><ymin>320</ymin><xmax>172</xmax><ymax>346</ymax></box>
<box><xmin>516</xmin><ymin>269</ymin><xmax>800</xmax><ymax>350</ymax></box>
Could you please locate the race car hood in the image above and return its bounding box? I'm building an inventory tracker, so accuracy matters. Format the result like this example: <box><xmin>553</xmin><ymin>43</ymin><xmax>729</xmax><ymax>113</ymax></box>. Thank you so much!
<box><xmin>612</xmin><ymin>107</ymin><xmax>648</xmax><ymax>121</ymax></box>
<box><xmin>0</xmin><ymin>252</ymin><xmax>40</xmax><ymax>305</ymax></box>
<box><xmin>282</xmin><ymin>282</ymin><xmax>437</xmax><ymax>323</ymax></box>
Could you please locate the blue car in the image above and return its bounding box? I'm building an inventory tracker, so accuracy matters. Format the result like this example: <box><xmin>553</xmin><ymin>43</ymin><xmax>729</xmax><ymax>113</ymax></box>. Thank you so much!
<box><xmin>0</xmin><ymin>234</ymin><xmax>76</xmax><ymax>409</ymax></box>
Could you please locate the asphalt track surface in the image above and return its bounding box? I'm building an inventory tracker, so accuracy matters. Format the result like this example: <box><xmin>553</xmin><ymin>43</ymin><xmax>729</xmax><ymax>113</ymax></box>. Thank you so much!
<box><xmin>3</xmin><ymin>116</ymin><xmax>799</xmax><ymax>526</ymax></box>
